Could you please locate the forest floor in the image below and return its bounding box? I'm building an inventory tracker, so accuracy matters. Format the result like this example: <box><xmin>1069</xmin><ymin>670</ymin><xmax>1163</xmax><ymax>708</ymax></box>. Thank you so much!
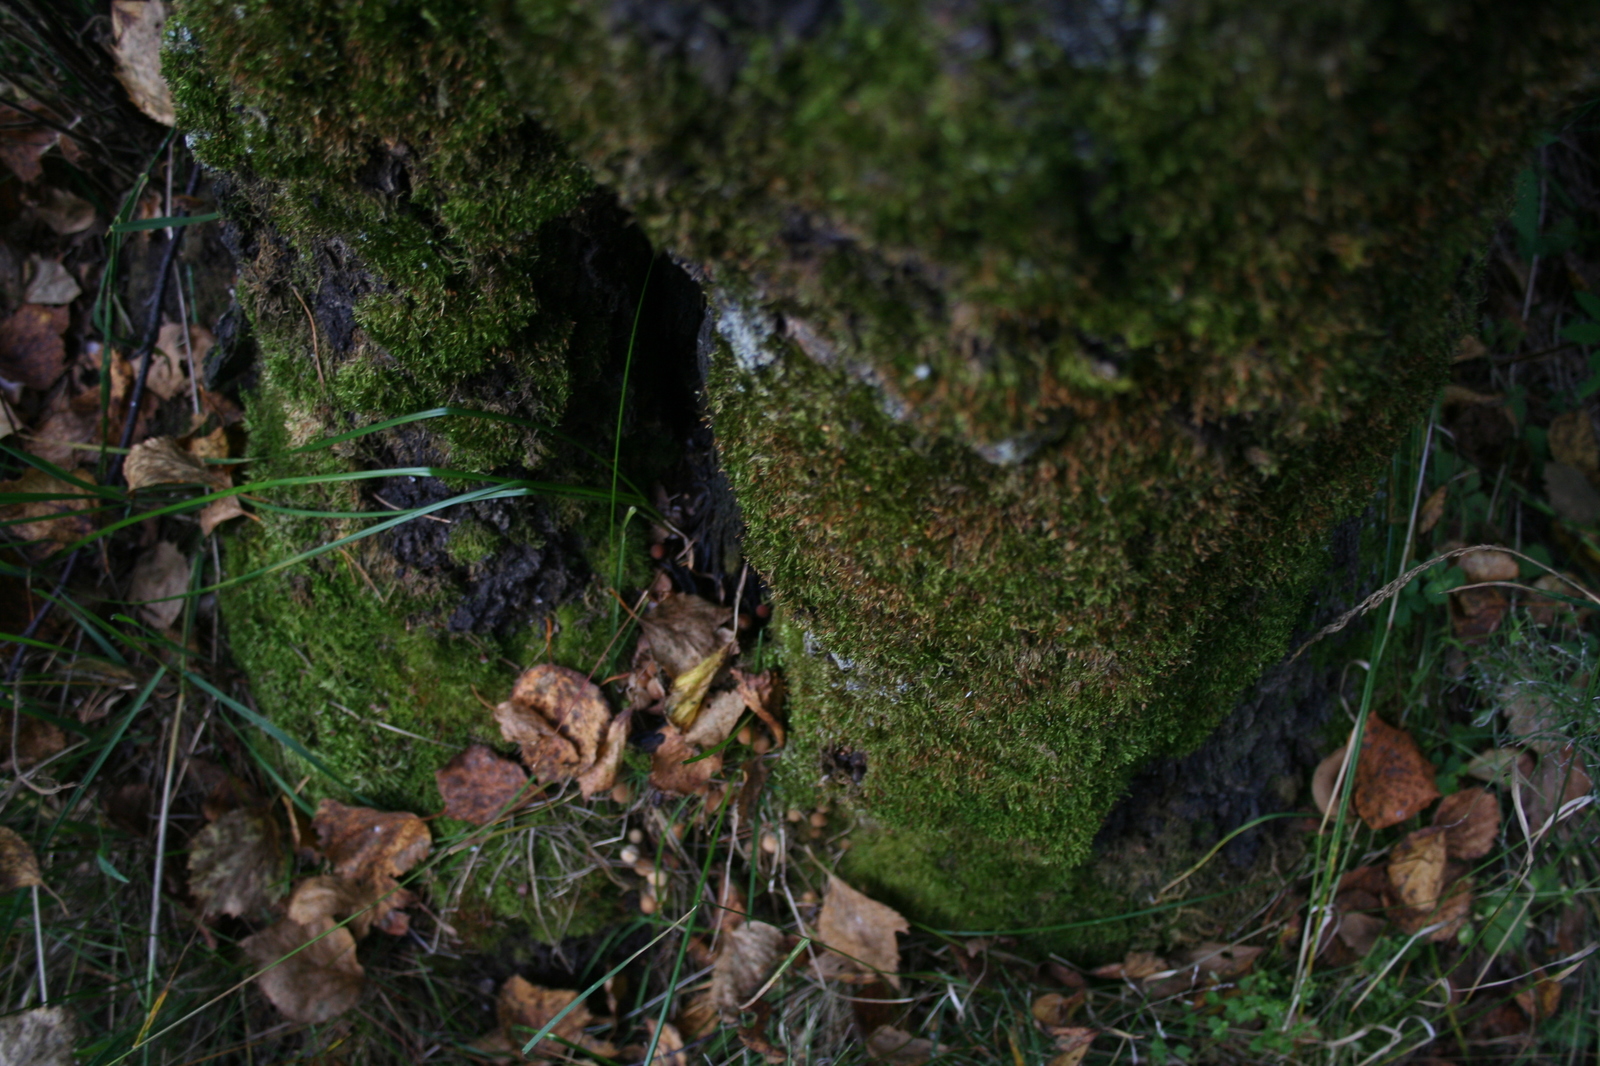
<box><xmin>1</xmin><ymin>4</ymin><xmax>1598</xmax><ymax>1065</ymax></box>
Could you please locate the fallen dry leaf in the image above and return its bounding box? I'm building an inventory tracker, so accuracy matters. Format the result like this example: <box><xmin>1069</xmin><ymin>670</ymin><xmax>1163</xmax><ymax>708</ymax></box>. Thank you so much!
<box><xmin>638</xmin><ymin>594</ymin><xmax>733</xmax><ymax>678</ymax></box>
<box><xmin>1046</xmin><ymin>1028</ymin><xmax>1097</xmax><ymax>1066</ymax></box>
<box><xmin>0</xmin><ymin>101</ymin><xmax>71</xmax><ymax>184</ymax></box>
<box><xmin>1354</xmin><ymin>716</ymin><xmax>1440</xmax><ymax>830</ymax></box>
<box><xmin>1417</xmin><ymin>484</ymin><xmax>1447</xmax><ymax>535</ymax></box>
<box><xmin>0</xmin><ymin>826</ymin><xmax>43</xmax><ymax>891</ymax></box>
<box><xmin>1514</xmin><ymin>971</ymin><xmax>1562</xmax><ymax>1023</ymax></box>
<box><xmin>649</xmin><ymin>723</ymin><xmax>721</xmax><ymax>796</ymax></box>
<box><xmin>0</xmin><ymin>703</ymin><xmax>66</xmax><ymax>771</ymax></box>
<box><xmin>312</xmin><ymin>799</ymin><xmax>430</xmax><ymax>881</ymax></box>
<box><xmin>815</xmin><ymin>875</ymin><xmax>908</xmax><ymax>989</ymax></box>
<box><xmin>128</xmin><ymin>540</ymin><xmax>189</xmax><ymax>629</ymax></box>
<box><xmin>0</xmin><ymin>467</ymin><xmax>98</xmax><ymax>558</ymax></box>
<box><xmin>0</xmin><ymin>303</ymin><xmax>69</xmax><ymax>390</ymax></box>
<box><xmin>124</xmin><ymin>436</ymin><xmax>230</xmax><ymax>492</ymax></box>
<box><xmin>29</xmin><ymin>186</ymin><xmax>96</xmax><ymax>236</ymax></box>
<box><xmin>1451</xmin><ymin>585</ymin><xmax>1508</xmax><ymax>640</ymax></box>
<box><xmin>1311</xmin><ymin>744</ymin><xmax>1348</xmax><ymax>815</ymax></box>
<box><xmin>199</xmin><ymin>495</ymin><xmax>247</xmax><ymax>535</ymax></box>
<box><xmin>1501</xmin><ymin>689</ymin><xmax>1566</xmax><ymax>754</ymax></box>
<box><xmin>1031</xmin><ymin>991</ymin><xmax>1086</xmax><ymax>1027</ymax></box>
<box><xmin>495</xmin><ymin>664</ymin><xmax>614</xmax><ymax>786</ymax></box>
<box><xmin>1388</xmin><ymin>827</ymin><xmax>1449</xmax><ymax>936</ymax></box>
<box><xmin>666</xmin><ymin>643</ymin><xmax>734</xmax><ymax>728</ymax></box>
<box><xmin>187</xmin><ymin>807</ymin><xmax>282</xmax><ymax>919</ymax></box>
<box><xmin>1464</xmin><ymin>747</ymin><xmax>1532</xmax><ymax>788</ymax></box>
<box><xmin>242</xmin><ymin>917</ymin><xmax>364</xmax><ymax>1024</ymax></box>
<box><xmin>1432</xmin><ymin>787</ymin><xmax>1499</xmax><ymax>860</ymax></box>
<box><xmin>643</xmin><ymin>1018</ymin><xmax>686</xmax><ymax>1065</ymax></box>
<box><xmin>1336</xmin><ymin>910</ymin><xmax>1385</xmax><ymax>958</ymax></box>
<box><xmin>496</xmin><ymin>974</ymin><xmax>617</xmax><ymax>1060</ymax></box>
<box><xmin>110</xmin><ymin>0</ymin><xmax>176</xmax><ymax>125</ymax></box>
<box><xmin>1527</xmin><ymin>573</ymin><xmax>1592</xmax><ymax>627</ymax></box>
<box><xmin>1180</xmin><ymin>942</ymin><xmax>1263</xmax><ymax>981</ymax></box>
<box><xmin>684</xmin><ymin>689</ymin><xmax>746</xmax><ymax>750</ymax></box>
<box><xmin>576</xmin><ymin>707</ymin><xmax>632</xmax><ymax>799</ymax></box>
<box><xmin>1458</xmin><ymin>548</ymin><xmax>1518</xmax><ymax>584</ymax></box>
<box><xmin>1090</xmin><ymin>950</ymin><xmax>1168</xmax><ymax>981</ymax></box>
<box><xmin>1550</xmin><ymin>410</ymin><xmax>1599</xmax><ymax>477</ymax></box>
<box><xmin>711</xmin><ymin>920</ymin><xmax>786</xmax><ymax>1021</ymax></box>
<box><xmin>0</xmin><ymin>1006</ymin><xmax>78</xmax><ymax>1066</ymax></box>
<box><xmin>435</xmin><ymin>744</ymin><xmax>531</xmax><ymax>824</ymax></box>
<box><xmin>733</xmin><ymin>667</ymin><xmax>786</xmax><ymax>748</ymax></box>
<box><xmin>866</xmin><ymin>1025</ymin><xmax>933</xmax><ymax>1065</ymax></box>
<box><xmin>1518</xmin><ymin>745</ymin><xmax>1592</xmax><ymax>837</ymax></box>
<box><xmin>677</xmin><ymin>990</ymin><xmax>720</xmax><ymax>1041</ymax></box>
<box><xmin>24</xmin><ymin>258</ymin><xmax>81</xmax><ymax>306</ymax></box>
<box><xmin>288</xmin><ymin>873</ymin><xmax>414</xmax><ymax>939</ymax></box>
<box><xmin>1547</xmin><ymin>461</ymin><xmax>1600</xmax><ymax>526</ymax></box>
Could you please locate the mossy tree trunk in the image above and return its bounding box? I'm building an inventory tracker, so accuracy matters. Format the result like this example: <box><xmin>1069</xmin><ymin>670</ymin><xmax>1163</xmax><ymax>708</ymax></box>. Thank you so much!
<box><xmin>170</xmin><ymin>0</ymin><xmax>1597</xmax><ymax>936</ymax></box>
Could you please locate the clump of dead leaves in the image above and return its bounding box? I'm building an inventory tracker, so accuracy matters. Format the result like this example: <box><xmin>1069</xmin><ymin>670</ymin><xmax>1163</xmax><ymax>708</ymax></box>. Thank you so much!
<box><xmin>1307</xmin><ymin>709</ymin><xmax>1590</xmax><ymax>972</ymax></box>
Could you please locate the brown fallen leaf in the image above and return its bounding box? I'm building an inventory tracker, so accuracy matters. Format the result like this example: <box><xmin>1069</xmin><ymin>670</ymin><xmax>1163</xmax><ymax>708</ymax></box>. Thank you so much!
<box><xmin>312</xmin><ymin>799</ymin><xmax>430</xmax><ymax>881</ymax></box>
<box><xmin>576</xmin><ymin>707</ymin><xmax>632</xmax><ymax>799</ymax></box>
<box><xmin>1336</xmin><ymin>910</ymin><xmax>1385</xmax><ymax>958</ymax></box>
<box><xmin>1047</xmin><ymin>1028</ymin><xmax>1097</xmax><ymax>1066</ymax></box>
<box><xmin>711</xmin><ymin>920</ymin><xmax>786</xmax><ymax>1022</ymax></box>
<box><xmin>0</xmin><ymin>101</ymin><xmax>71</xmax><ymax>184</ymax></box>
<box><xmin>815</xmin><ymin>875</ymin><xmax>908</xmax><ymax>989</ymax></box>
<box><xmin>0</xmin><ymin>467</ymin><xmax>97</xmax><ymax>557</ymax></box>
<box><xmin>496</xmin><ymin>975</ymin><xmax>617</xmax><ymax>1060</ymax></box>
<box><xmin>0</xmin><ymin>1006</ymin><xmax>79</xmax><ymax>1066</ymax></box>
<box><xmin>242</xmin><ymin>917</ymin><xmax>364</xmax><ymax>1024</ymax></box>
<box><xmin>128</xmin><ymin>541</ymin><xmax>189</xmax><ymax>629</ymax></box>
<box><xmin>0</xmin><ymin>826</ymin><xmax>43</xmax><ymax>892</ymax></box>
<box><xmin>1090</xmin><ymin>950</ymin><xmax>1169</xmax><ymax>981</ymax></box>
<box><xmin>677</xmin><ymin>990</ymin><xmax>720</xmax><ymax>1041</ymax></box>
<box><xmin>1388</xmin><ymin>827</ymin><xmax>1448</xmax><ymax>935</ymax></box>
<box><xmin>24</xmin><ymin>258</ymin><xmax>81</xmax><ymax>306</ymax></box>
<box><xmin>1501</xmin><ymin>689</ymin><xmax>1566</xmax><ymax>754</ymax></box>
<box><xmin>1514</xmin><ymin>970</ymin><xmax>1562</xmax><ymax>1023</ymax></box>
<box><xmin>1547</xmin><ymin>461</ymin><xmax>1600</xmax><ymax>526</ymax></box>
<box><xmin>124</xmin><ymin>436</ymin><xmax>230</xmax><ymax>492</ymax></box>
<box><xmin>642</xmin><ymin>1018</ymin><xmax>686</xmax><ymax>1065</ymax></box>
<box><xmin>199</xmin><ymin>495</ymin><xmax>247</xmax><ymax>536</ymax></box>
<box><xmin>187</xmin><ymin>807</ymin><xmax>282</xmax><ymax>919</ymax></box>
<box><xmin>435</xmin><ymin>744</ymin><xmax>531</xmax><ymax>825</ymax></box>
<box><xmin>1354</xmin><ymin>716</ymin><xmax>1440</xmax><ymax>830</ymax></box>
<box><xmin>29</xmin><ymin>186</ymin><xmax>96</xmax><ymax>236</ymax></box>
<box><xmin>0</xmin><ymin>303</ymin><xmax>69</xmax><ymax>390</ymax></box>
<box><xmin>1518</xmin><ymin>745</ymin><xmax>1592</xmax><ymax>838</ymax></box>
<box><xmin>733</xmin><ymin>667</ymin><xmax>786</xmax><ymax>748</ymax></box>
<box><xmin>638</xmin><ymin>594</ymin><xmax>733</xmax><ymax>678</ymax></box>
<box><xmin>1311</xmin><ymin>744</ymin><xmax>1348</xmax><ymax>816</ymax></box>
<box><xmin>1458</xmin><ymin>547</ymin><xmax>1519</xmax><ymax>584</ymax></box>
<box><xmin>1417</xmin><ymin>484</ymin><xmax>1447</xmax><ymax>535</ymax></box>
<box><xmin>649</xmin><ymin>723</ymin><xmax>720</xmax><ymax>796</ymax></box>
<box><xmin>1432</xmin><ymin>787</ymin><xmax>1499</xmax><ymax>860</ymax></box>
<box><xmin>684</xmin><ymin>689</ymin><xmax>746</xmax><ymax>750</ymax></box>
<box><xmin>1527</xmin><ymin>573</ymin><xmax>1592</xmax><ymax>627</ymax></box>
<box><xmin>1550</xmin><ymin>410</ymin><xmax>1599</xmax><ymax>477</ymax></box>
<box><xmin>1031</xmin><ymin>990</ymin><xmax>1086</xmax><ymax>1027</ymax></box>
<box><xmin>1451</xmin><ymin>586</ymin><xmax>1508</xmax><ymax>640</ymax></box>
<box><xmin>1464</xmin><ymin>747</ymin><xmax>1532</xmax><ymax>788</ymax></box>
<box><xmin>0</xmin><ymin>703</ymin><xmax>66</xmax><ymax>771</ymax></box>
<box><xmin>288</xmin><ymin>873</ymin><xmax>414</xmax><ymax>939</ymax></box>
<box><xmin>866</xmin><ymin>1025</ymin><xmax>933</xmax><ymax>1065</ymax></box>
<box><xmin>110</xmin><ymin>0</ymin><xmax>176</xmax><ymax>125</ymax></box>
<box><xmin>495</xmin><ymin>664</ymin><xmax>613</xmax><ymax>786</ymax></box>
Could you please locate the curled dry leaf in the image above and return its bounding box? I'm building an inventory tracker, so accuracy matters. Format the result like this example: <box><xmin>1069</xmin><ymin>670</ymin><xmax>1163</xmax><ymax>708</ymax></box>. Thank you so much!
<box><xmin>711</xmin><ymin>920</ymin><xmax>786</xmax><ymax>1021</ymax></box>
<box><xmin>1417</xmin><ymin>484</ymin><xmax>1447</xmax><ymax>535</ymax></box>
<box><xmin>1047</xmin><ymin>1028</ymin><xmax>1097</xmax><ymax>1066</ymax></box>
<box><xmin>1432</xmin><ymin>787</ymin><xmax>1500</xmax><ymax>860</ymax></box>
<box><xmin>436</xmin><ymin>744</ymin><xmax>530</xmax><ymax>825</ymax></box>
<box><xmin>199</xmin><ymin>495</ymin><xmax>247</xmax><ymax>536</ymax></box>
<box><xmin>0</xmin><ymin>303</ymin><xmax>69</xmax><ymax>390</ymax></box>
<box><xmin>638</xmin><ymin>594</ymin><xmax>733</xmax><ymax>678</ymax></box>
<box><xmin>733</xmin><ymin>667</ymin><xmax>786</xmax><ymax>748</ymax></box>
<box><xmin>288</xmin><ymin>874</ymin><xmax>414</xmax><ymax>939</ymax></box>
<box><xmin>124</xmin><ymin>436</ymin><xmax>230</xmax><ymax>492</ymax></box>
<box><xmin>1311</xmin><ymin>744</ymin><xmax>1348</xmax><ymax>815</ymax></box>
<box><xmin>684</xmin><ymin>689</ymin><xmax>746</xmax><ymax>750</ymax></box>
<box><xmin>0</xmin><ymin>1006</ymin><xmax>79</xmax><ymax>1066</ymax></box>
<box><xmin>128</xmin><ymin>541</ymin><xmax>189</xmax><ymax>630</ymax></box>
<box><xmin>1354</xmin><ymin>716</ymin><xmax>1440</xmax><ymax>830</ymax></box>
<box><xmin>666</xmin><ymin>643</ymin><xmax>734</xmax><ymax>728</ymax></box>
<box><xmin>243</xmin><ymin>917</ymin><xmax>364</xmax><ymax>1024</ymax></box>
<box><xmin>495</xmin><ymin>664</ymin><xmax>614</xmax><ymax>786</ymax></box>
<box><xmin>576</xmin><ymin>707</ymin><xmax>632</xmax><ymax>799</ymax></box>
<box><xmin>1032</xmin><ymin>991</ymin><xmax>1086</xmax><ymax>1027</ymax></box>
<box><xmin>187</xmin><ymin>807</ymin><xmax>282</xmax><ymax>919</ymax></box>
<box><xmin>0</xmin><ymin>825</ymin><xmax>43</xmax><ymax>891</ymax></box>
<box><xmin>815</xmin><ymin>875</ymin><xmax>908</xmax><ymax>989</ymax></box>
<box><xmin>0</xmin><ymin>467</ymin><xmax>96</xmax><ymax>556</ymax></box>
<box><xmin>1090</xmin><ymin>950</ymin><xmax>1168</xmax><ymax>981</ymax></box>
<box><xmin>496</xmin><ymin>974</ymin><xmax>617</xmax><ymax>1060</ymax></box>
<box><xmin>312</xmin><ymin>799</ymin><xmax>430</xmax><ymax>881</ymax></box>
<box><xmin>110</xmin><ymin>0</ymin><xmax>176</xmax><ymax>125</ymax></box>
<box><xmin>1388</xmin><ymin>827</ymin><xmax>1450</xmax><ymax>936</ymax></box>
<box><xmin>649</xmin><ymin>723</ymin><xmax>720</xmax><ymax>796</ymax></box>
<box><xmin>866</xmin><ymin>1025</ymin><xmax>934</xmax><ymax>1065</ymax></box>
<box><xmin>1458</xmin><ymin>548</ymin><xmax>1518</xmax><ymax>584</ymax></box>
